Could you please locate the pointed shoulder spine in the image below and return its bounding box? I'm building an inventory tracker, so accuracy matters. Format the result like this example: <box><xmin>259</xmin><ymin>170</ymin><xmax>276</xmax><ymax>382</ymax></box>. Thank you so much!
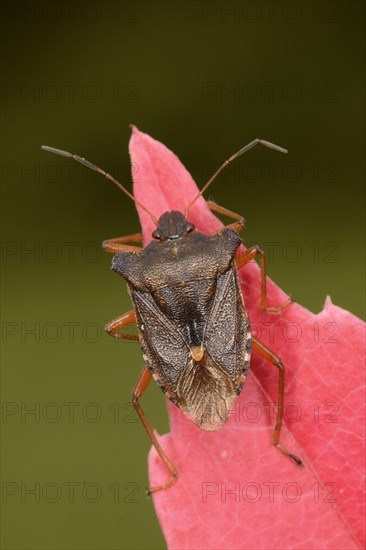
<box><xmin>217</xmin><ymin>227</ymin><xmax>242</xmax><ymax>254</ymax></box>
<box><xmin>111</xmin><ymin>249</ymin><xmax>143</xmax><ymax>277</ymax></box>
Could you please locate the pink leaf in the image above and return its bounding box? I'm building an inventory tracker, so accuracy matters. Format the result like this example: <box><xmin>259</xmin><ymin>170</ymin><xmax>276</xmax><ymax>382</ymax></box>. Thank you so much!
<box><xmin>129</xmin><ymin>126</ymin><xmax>365</xmax><ymax>550</ymax></box>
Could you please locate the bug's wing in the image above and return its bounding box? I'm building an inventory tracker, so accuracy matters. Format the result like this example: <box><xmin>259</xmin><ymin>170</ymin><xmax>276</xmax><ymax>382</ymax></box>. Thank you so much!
<box><xmin>174</xmin><ymin>266</ymin><xmax>252</xmax><ymax>432</ymax></box>
<box><xmin>131</xmin><ymin>290</ymin><xmax>189</xmax><ymax>398</ymax></box>
<box><xmin>204</xmin><ymin>266</ymin><xmax>251</xmax><ymax>384</ymax></box>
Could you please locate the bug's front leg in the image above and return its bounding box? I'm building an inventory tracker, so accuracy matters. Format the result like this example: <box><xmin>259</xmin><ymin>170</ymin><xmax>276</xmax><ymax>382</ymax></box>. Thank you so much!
<box><xmin>105</xmin><ymin>310</ymin><xmax>138</xmax><ymax>340</ymax></box>
<box><xmin>252</xmin><ymin>336</ymin><xmax>303</xmax><ymax>467</ymax></box>
<box><xmin>236</xmin><ymin>246</ymin><xmax>293</xmax><ymax>313</ymax></box>
<box><xmin>205</xmin><ymin>200</ymin><xmax>291</xmax><ymax>312</ymax></box>
<box><xmin>206</xmin><ymin>200</ymin><xmax>246</xmax><ymax>233</ymax></box>
<box><xmin>133</xmin><ymin>367</ymin><xmax>178</xmax><ymax>495</ymax></box>
<box><xmin>102</xmin><ymin>232</ymin><xmax>143</xmax><ymax>254</ymax></box>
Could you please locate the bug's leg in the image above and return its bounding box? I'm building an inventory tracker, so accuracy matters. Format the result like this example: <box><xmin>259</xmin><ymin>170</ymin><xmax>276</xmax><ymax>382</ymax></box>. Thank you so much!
<box><xmin>206</xmin><ymin>200</ymin><xmax>246</xmax><ymax>233</ymax></box>
<box><xmin>252</xmin><ymin>336</ymin><xmax>303</xmax><ymax>467</ymax></box>
<box><xmin>105</xmin><ymin>310</ymin><xmax>138</xmax><ymax>340</ymax></box>
<box><xmin>133</xmin><ymin>367</ymin><xmax>178</xmax><ymax>495</ymax></box>
<box><xmin>102</xmin><ymin>233</ymin><xmax>143</xmax><ymax>254</ymax></box>
<box><xmin>236</xmin><ymin>245</ymin><xmax>293</xmax><ymax>313</ymax></box>
<box><xmin>206</xmin><ymin>200</ymin><xmax>291</xmax><ymax>311</ymax></box>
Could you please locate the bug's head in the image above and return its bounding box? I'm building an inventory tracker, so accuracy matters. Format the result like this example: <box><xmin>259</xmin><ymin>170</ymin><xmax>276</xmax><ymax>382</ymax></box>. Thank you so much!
<box><xmin>152</xmin><ymin>210</ymin><xmax>195</xmax><ymax>241</ymax></box>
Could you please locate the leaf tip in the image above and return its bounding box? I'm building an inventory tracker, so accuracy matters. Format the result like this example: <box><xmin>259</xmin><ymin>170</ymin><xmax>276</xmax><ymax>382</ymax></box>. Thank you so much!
<box><xmin>324</xmin><ymin>295</ymin><xmax>333</xmax><ymax>309</ymax></box>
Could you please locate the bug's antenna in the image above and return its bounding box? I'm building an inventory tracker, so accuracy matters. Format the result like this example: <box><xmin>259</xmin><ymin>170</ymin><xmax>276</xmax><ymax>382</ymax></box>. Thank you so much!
<box><xmin>41</xmin><ymin>145</ymin><xmax>158</xmax><ymax>225</ymax></box>
<box><xmin>185</xmin><ymin>139</ymin><xmax>288</xmax><ymax>219</ymax></box>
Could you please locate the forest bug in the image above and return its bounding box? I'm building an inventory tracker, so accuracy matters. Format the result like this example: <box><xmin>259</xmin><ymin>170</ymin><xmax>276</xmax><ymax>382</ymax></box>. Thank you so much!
<box><xmin>42</xmin><ymin>136</ymin><xmax>303</xmax><ymax>494</ymax></box>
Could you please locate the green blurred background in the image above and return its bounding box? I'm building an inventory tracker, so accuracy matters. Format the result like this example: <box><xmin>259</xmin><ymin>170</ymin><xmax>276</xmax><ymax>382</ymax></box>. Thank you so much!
<box><xmin>1</xmin><ymin>1</ymin><xmax>365</xmax><ymax>549</ymax></box>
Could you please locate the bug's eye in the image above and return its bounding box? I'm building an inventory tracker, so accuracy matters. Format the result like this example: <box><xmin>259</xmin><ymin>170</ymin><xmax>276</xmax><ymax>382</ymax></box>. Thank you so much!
<box><xmin>186</xmin><ymin>223</ymin><xmax>195</xmax><ymax>233</ymax></box>
<box><xmin>152</xmin><ymin>229</ymin><xmax>161</xmax><ymax>240</ymax></box>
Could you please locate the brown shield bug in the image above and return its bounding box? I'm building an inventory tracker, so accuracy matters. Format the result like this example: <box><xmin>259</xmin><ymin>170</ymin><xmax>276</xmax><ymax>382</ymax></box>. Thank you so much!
<box><xmin>42</xmin><ymin>137</ymin><xmax>303</xmax><ymax>494</ymax></box>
